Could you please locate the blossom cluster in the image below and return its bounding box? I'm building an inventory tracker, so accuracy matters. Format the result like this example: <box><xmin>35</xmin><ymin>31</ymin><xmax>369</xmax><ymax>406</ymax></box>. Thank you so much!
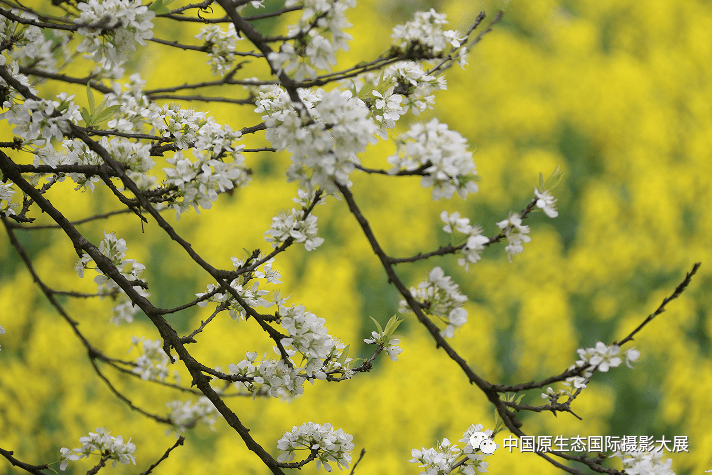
<box><xmin>363</xmin><ymin>315</ymin><xmax>404</xmax><ymax>361</ymax></box>
<box><xmin>0</xmin><ymin>183</ymin><xmax>17</xmax><ymax>217</ymax></box>
<box><xmin>74</xmin><ymin>231</ymin><xmax>147</xmax><ymax>325</ymax></box>
<box><xmin>345</xmin><ymin>60</ymin><xmax>446</xmax><ymax>139</ymax></box>
<box><xmin>279</xmin><ymin>305</ymin><xmax>354</xmax><ymax>381</ymax></box>
<box><xmin>163</xmin><ymin>149</ymin><xmax>250</xmax><ymax>217</ymax></box>
<box><xmin>535</xmin><ymin>187</ymin><xmax>558</xmax><ymax>218</ymax></box>
<box><xmin>441</xmin><ymin>211</ymin><xmax>490</xmax><ymax>271</ymax></box>
<box><xmin>2</xmin><ymin>92</ymin><xmax>80</xmax><ymax>145</ymax></box>
<box><xmin>363</xmin><ymin>330</ymin><xmax>403</xmax><ymax>361</ymax></box>
<box><xmin>197</xmin><ymin>253</ymin><xmax>351</xmax><ymax>398</ymax></box>
<box><xmin>42</xmin><ymin>134</ymin><xmax>156</xmax><ymax>188</ymax></box>
<box><xmin>229</xmin><ymin>351</ymin><xmax>306</xmax><ymax>400</ymax></box>
<box><xmin>0</xmin><ymin>61</ymin><xmax>251</xmax><ymax>214</ymax></box>
<box><xmin>576</xmin><ymin>342</ymin><xmax>640</xmax><ymax>375</ymax></box>
<box><xmin>385</xmin><ymin>62</ymin><xmax>447</xmax><ymax>116</ymax></box>
<box><xmin>227</xmin><ymin>310</ymin><xmax>352</xmax><ymax>400</ymax></box>
<box><xmin>101</xmin><ymin>75</ymin><xmax>252</xmax><ymax>214</ymax></box>
<box><xmin>196</xmin><ymin>24</ymin><xmax>241</xmax><ymax>76</ymax></box>
<box><xmin>59</xmin><ymin>427</ymin><xmax>136</xmax><ymax>471</ymax></box>
<box><xmin>391</xmin><ymin>8</ymin><xmax>464</xmax><ymax>58</ymax></box>
<box><xmin>276</xmin><ymin>422</ymin><xmax>354</xmax><ymax>472</ymax></box>
<box><xmin>543</xmin><ymin>343</ymin><xmax>640</xmax><ymax>402</ymax></box>
<box><xmin>0</xmin><ymin>324</ymin><xmax>5</xmax><ymax>351</ymax></box>
<box><xmin>259</xmin><ymin>87</ymin><xmax>377</xmax><ymax>193</ymax></box>
<box><xmin>75</xmin><ymin>0</ymin><xmax>155</xmax><ymax>66</ymax></box>
<box><xmin>103</xmin><ymin>73</ymin><xmax>154</xmax><ymax>133</ymax></box>
<box><xmin>388</xmin><ymin>119</ymin><xmax>478</xmax><ymax>200</ymax></box>
<box><xmin>496</xmin><ymin>212</ymin><xmax>531</xmax><ymax>261</ymax></box>
<box><xmin>196</xmin><ymin>255</ymin><xmax>282</xmax><ymax>320</ymax></box>
<box><xmin>265</xmin><ymin>189</ymin><xmax>326</xmax><ymax>251</ymax></box>
<box><xmin>612</xmin><ymin>449</ymin><xmax>674</xmax><ymax>475</ymax></box>
<box><xmin>269</xmin><ymin>0</ymin><xmax>355</xmax><ymax>81</ymax></box>
<box><xmin>0</xmin><ymin>10</ymin><xmax>70</xmax><ymax>73</ymax></box>
<box><xmin>129</xmin><ymin>337</ymin><xmax>174</xmax><ymax>382</ymax></box>
<box><xmin>400</xmin><ymin>267</ymin><xmax>468</xmax><ymax>338</ymax></box>
<box><xmin>166</xmin><ymin>397</ymin><xmax>217</xmax><ymax>434</ymax></box>
<box><xmin>0</xmin><ymin>56</ymin><xmax>35</xmax><ymax>108</ymax></box>
<box><xmin>410</xmin><ymin>424</ymin><xmax>493</xmax><ymax>475</ymax></box>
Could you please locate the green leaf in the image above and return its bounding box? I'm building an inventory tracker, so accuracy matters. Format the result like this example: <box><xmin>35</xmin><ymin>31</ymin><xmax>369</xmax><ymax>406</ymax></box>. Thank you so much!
<box><xmin>542</xmin><ymin>165</ymin><xmax>564</xmax><ymax>191</ymax></box>
<box><xmin>538</xmin><ymin>172</ymin><xmax>545</xmax><ymax>190</ymax></box>
<box><xmin>383</xmin><ymin>315</ymin><xmax>403</xmax><ymax>338</ymax></box>
<box><xmin>86</xmin><ymin>84</ymin><xmax>95</xmax><ymax>114</ymax></box>
<box><xmin>369</xmin><ymin>316</ymin><xmax>383</xmax><ymax>335</ymax></box>
<box><xmin>93</xmin><ymin>104</ymin><xmax>120</xmax><ymax>123</ymax></box>
<box><xmin>337</xmin><ymin>345</ymin><xmax>350</xmax><ymax>365</ymax></box>
<box><xmin>80</xmin><ymin>107</ymin><xmax>92</xmax><ymax>126</ymax></box>
<box><xmin>149</xmin><ymin>0</ymin><xmax>171</xmax><ymax>14</ymax></box>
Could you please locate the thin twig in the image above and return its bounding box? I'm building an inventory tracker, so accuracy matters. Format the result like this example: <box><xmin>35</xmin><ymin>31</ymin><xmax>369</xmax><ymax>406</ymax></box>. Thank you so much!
<box><xmin>139</xmin><ymin>437</ymin><xmax>185</xmax><ymax>475</ymax></box>
<box><xmin>617</xmin><ymin>262</ymin><xmax>702</xmax><ymax>346</ymax></box>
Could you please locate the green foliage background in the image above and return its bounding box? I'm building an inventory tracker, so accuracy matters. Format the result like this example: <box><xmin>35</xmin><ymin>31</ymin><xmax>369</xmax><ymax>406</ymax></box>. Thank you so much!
<box><xmin>1</xmin><ymin>0</ymin><xmax>711</xmax><ymax>474</ymax></box>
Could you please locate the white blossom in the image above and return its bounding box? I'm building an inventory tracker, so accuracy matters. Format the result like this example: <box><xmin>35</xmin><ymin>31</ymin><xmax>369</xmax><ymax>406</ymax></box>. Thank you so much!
<box><xmin>263</xmin><ymin>88</ymin><xmax>377</xmax><ymax>193</ymax></box>
<box><xmin>460</xmin><ymin>229</ymin><xmax>489</xmax><ymax>270</ymax></box>
<box><xmin>75</xmin><ymin>0</ymin><xmax>155</xmax><ymax>66</ymax></box>
<box><xmin>270</xmin><ymin>0</ymin><xmax>355</xmax><ymax>81</ymax></box>
<box><xmin>411</xmin><ymin>425</ymin><xmax>493</xmax><ymax>475</ymax></box>
<box><xmin>535</xmin><ymin>187</ymin><xmax>558</xmax><ymax>218</ymax></box>
<box><xmin>391</xmin><ymin>9</ymin><xmax>465</xmax><ymax>57</ymax></box>
<box><xmin>59</xmin><ymin>427</ymin><xmax>136</xmax><ymax>471</ymax></box>
<box><xmin>364</xmin><ymin>329</ymin><xmax>403</xmax><ymax>362</ymax></box>
<box><xmin>400</xmin><ymin>267</ymin><xmax>468</xmax><ymax>338</ymax></box>
<box><xmin>196</xmin><ymin>24</ymin><xmax>241</xmax><ymax>76</ymax></box>
<box><xmin>277</xmin><ymin>422</ymin><xmax>354</xmax><ymax>471</ymax></box>
<box><xmin>0</xmin><ymin>59</ymin><xmax>37</xmax><ymax>111</ymax></box>
<box><xmin>370</xmin><ymin>86</ymin><xmax>405</xmax><ymax>138</ymax></box>
<box><xmin>385</xmin><ymin>61</ymin><xmax>446</xmax><ymax>115</ymax></box>
<box><xmin>496</xmin><ymin>212</ymin><xmax>531</xmax><ymax>261</ymax></box>
<box><xmin>229</xmin><ymin>353</ymin><xmax>306</xmax><ymax>400</ymax></box>
<box><xmin>167</xmin><ymin>397</ymin><xmax>217</xmax><ymax>434</ymax></box>
<box><xmin>2</xmin><ymin>93</ymin><xmax>80</xmax><ymax>145</ymax></box>
<box><xmin>388</xmin><ymin>119</ymin><xmax>478</xmax><ymax>200</ymax></box>
<box><xmin>624</xmin><ymin>347</ymin><xmax>640</xmax><ymax>368</ymax></box>
<box><xmin>441</xmin><ymin>211</ymin><xmax>472</xmax><ymax>235</ymax></box>
<box><xmin>1</xmin><ymin>12</ymin><xmax>70</xmax><ymax>73</ymax></box>
<box><xmin>0</xmin><ymin>183</ymin><xmax>18</xmax><ymax>217</ymax></box>
<box><xmin>130</xmin><ymin>337</ymin><xmax>170</xmax><ymax>381</ymax></box>
<box><xmin>441</xmin><ymin>211</ymin><xmax>490</xmax><ymax>270</ymax></box>
<box><xmin>576</xmin><ymin>341</ymin><xmax>622</xmax><ymax>372</ymax></box>
<box><xmin>613</xmin><ymin>449</ymin><xmax>675</xmax><ymax>475</ymax></box>
<box><xmin>74</xmin><ymin>231</ymin><xmax>148</xmax><ymax>325</ymax></box>
<box><xmin>265</xmin><ymin>207</ymin><xmax>324</xmax><ymax>251</ymax></box>
<box><xmin>280</xmin><ymin>304</ymin><xmax>334</xmax><ymax>361</ymax></box>
<box><xmin>163</xmin><ymin>149</ymin><xmax>250</xmax><ymax>219</ymax></box>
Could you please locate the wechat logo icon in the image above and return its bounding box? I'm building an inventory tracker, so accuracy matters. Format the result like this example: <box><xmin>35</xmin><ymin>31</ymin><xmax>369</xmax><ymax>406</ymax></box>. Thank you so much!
<box><xmin>469</xmin><ymin>431</ymin><xmax>497</xmax><ymax>455</ymax></box>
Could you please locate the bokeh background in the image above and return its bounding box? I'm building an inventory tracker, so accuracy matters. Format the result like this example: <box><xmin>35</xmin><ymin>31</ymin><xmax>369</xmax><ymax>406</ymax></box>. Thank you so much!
<box><xmin>1</xmin><ymin>0</ymin><xmax>711</xmax><ymax>473</ymax></box>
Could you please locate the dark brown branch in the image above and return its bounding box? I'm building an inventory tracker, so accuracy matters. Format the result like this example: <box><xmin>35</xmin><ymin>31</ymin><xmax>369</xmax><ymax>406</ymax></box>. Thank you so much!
<box><xmin>139</xmin><ymin>437</ymin><xmax>185</xmax><ymax>475</ymax></box>
<box><xmin>617</xmin><ymin>262</ymin><xmax>702</xmax><ymax>346</ymax></box>
<box><xmin>17</xmin><ymin>67</ymin><xmax>113</xmax><ymax>94</ymax></box>
<box><xmin>335</xmin><ymin>183</ymin><xmax>524</xmax><ymax>438</ymax></box>
<box><xmin>8</xmin><ymin>208</ymin><xmax>135</xmax><ymax>230</ymax></box>
<box><xmin>0</xmin><ymin>448</ymin><xmax>51</xmax><ymax>475</ymax></box>
<box><xmin>349</xmin><ymin>448</ymin><xmax>366</xmax><ymax>475</ymax></box>
<box><xmin>147</xmin><ymin>93</ymin><xmax>254</xmax><ymax>104</ymax></box>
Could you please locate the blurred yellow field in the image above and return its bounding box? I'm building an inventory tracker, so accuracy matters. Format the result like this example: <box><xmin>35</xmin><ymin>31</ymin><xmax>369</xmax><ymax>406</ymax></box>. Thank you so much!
<box><xmin>1</xmin><ymin>1</ymin><xmax>711</xmax><ymax>474</ymax></box>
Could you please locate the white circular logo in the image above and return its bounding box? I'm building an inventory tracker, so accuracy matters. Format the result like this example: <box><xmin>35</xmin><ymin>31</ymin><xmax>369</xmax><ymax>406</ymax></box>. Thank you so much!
<box><xmin>469</xmin><ymin>431</ymin><xmax>497</xmax><ymax>454</ymax></box>
<box><xmin>479</xmin><ymin>438</ymin><xmax>497</xmax><ymax>455</ymax></box>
